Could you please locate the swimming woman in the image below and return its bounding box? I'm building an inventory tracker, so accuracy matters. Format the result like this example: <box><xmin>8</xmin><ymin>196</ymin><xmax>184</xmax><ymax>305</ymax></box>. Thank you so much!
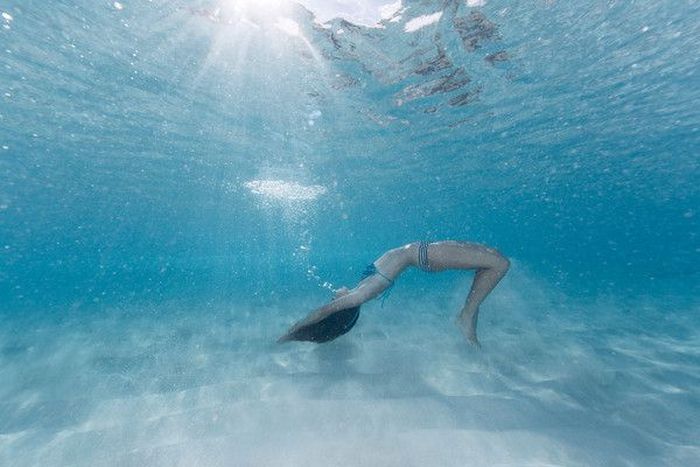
<box><xmin>279</xmin><ymin>241</ymin><xmax>510</xmax><ymax>347</ymax></box>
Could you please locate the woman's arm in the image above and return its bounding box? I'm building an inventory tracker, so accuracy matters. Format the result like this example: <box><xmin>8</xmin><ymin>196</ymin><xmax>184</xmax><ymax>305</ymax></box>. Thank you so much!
<box><xmin>278</xmin><ymin>274</ymin><xmax>390</xmax><ymax>341</ymax></box>
<box><xmin>278</xmin><ymin>245</ymin><xmax>416</xmax><ymax>343</ymax></box>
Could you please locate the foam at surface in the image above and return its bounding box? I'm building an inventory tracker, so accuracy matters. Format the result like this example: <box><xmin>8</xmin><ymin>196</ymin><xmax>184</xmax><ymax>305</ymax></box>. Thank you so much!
<box><xmin>1</xmin><ymin>268</ymin><xmax>698</xmax><ymax>466</ymax></box>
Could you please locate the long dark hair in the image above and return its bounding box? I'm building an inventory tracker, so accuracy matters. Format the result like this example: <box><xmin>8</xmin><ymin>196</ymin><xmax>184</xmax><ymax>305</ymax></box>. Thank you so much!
<box><xmin>285</xmin><ymin>305</ymin><xmax>361</xmax><ymax>343</ymax></box>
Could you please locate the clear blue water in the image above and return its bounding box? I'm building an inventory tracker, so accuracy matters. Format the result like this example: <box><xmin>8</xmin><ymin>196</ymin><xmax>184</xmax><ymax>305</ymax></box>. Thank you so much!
<box><xmin>1</xmin><ymin>0</ymin><xmax>698</xmax><ymax>465</ymax></box>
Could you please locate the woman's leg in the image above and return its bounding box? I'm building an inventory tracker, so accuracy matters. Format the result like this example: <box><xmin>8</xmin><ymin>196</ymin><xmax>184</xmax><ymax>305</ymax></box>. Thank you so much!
<box><xmin>456</xmin><ymin>258</ymin><xmax>509</xmax><ymax>347</ymax></box>
<box><xmin>427</xmin><ymin>242</ymin><xmax>510</xmax><ymax>347</ymax></box>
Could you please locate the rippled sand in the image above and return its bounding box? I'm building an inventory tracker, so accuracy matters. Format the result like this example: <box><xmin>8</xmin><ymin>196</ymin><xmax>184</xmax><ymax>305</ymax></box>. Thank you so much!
<box><xmin>1</xmin><ymin>271</ymin><xmax>698</xmax><ymax>466</ymax></box>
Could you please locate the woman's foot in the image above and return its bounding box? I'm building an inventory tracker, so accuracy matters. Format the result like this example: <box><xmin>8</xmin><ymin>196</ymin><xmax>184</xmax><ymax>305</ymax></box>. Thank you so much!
<box><xmin>456</xmin><ymin>309</ymin><xmax>481</xmax><ymax>348</ymax></box>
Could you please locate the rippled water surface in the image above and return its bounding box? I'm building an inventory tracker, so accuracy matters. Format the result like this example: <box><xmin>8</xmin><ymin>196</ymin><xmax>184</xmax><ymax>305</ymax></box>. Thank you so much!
<box><xmin>1</xmin><ymin>0</ymin><xmax>698</xmax><ymax>465</ymax></box>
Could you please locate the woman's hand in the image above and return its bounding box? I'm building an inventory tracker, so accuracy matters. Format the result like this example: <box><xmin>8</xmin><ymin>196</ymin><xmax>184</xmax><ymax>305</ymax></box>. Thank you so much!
<box><xmin>333</xmin><ymin>287</ymin><xmax>350</xmax><ymax>300</ymax></box>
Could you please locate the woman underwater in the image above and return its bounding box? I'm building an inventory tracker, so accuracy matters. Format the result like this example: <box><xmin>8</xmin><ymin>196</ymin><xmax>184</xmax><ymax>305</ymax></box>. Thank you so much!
<box><xmin>279</xmin><ymin>240</ymin><xmax>510</xmax><ymax>348</ymax></box>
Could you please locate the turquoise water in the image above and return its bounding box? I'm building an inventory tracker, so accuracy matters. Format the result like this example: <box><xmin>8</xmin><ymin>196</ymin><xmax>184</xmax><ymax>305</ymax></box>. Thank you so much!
<box><xmin>1</xmin><ymin>0</ymin><xmax>699</xmax><ymax>465</ymax></box>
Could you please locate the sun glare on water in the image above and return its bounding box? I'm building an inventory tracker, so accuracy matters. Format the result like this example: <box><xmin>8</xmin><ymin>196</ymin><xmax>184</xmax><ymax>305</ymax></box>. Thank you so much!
<box><xmin>189</xmin><ymin>0</ymin><xmax>320</xmax><ymax>84</ymax></box>
<box><xmin>224</xmin><ymin>0</ymin><xmax>292</xmax><ymax>16</ymax></box>
<box><xmin>208</xmin><ymin>0</ymin><xmax>306</xmax><ymax>37</ymax></box>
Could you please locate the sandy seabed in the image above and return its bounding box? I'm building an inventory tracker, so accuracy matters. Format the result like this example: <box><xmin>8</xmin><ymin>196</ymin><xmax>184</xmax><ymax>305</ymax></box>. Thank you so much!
<box><xmin>1</xmin><ymin>270</ymin><xmax>698</xmax><ymax>466</ymax></box>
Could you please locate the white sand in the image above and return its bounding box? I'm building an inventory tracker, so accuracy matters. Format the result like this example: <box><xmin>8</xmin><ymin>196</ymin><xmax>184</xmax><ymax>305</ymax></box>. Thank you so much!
<box><xmin>1</xmin><ymin>271</ymin><xmax>698</xmax><ymax>466</ymax></box>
